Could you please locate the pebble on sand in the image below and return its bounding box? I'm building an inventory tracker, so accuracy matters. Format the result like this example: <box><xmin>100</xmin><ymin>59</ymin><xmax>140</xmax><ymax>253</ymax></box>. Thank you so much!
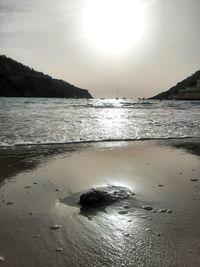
<box><xmin>152</xmin><ymin>210</ymin><xmax>157</xmax><ymax>213</ymax></box>
<box><xmin>190</xmin><ymin>179</ymin><xmax>198</xmax><ymax>182</ymax></box>
<box><xmin>167</xmin><ymin>209</ymin><xmax>173</xmax><ymax>214</ymax></box>
<box><xmin>24</xmin><ymin>186</ymin><xmax>32</xmax><ymax>189</ymax></box>
<box><xmin>6</xmin><ymin>201</ymin><xmax>13</xmax><ymax>205</ymax></box>
<box><xmin>50</xmin><ymin>225</ymin><xmax>62</xmax><ymax>230</ymax></box>
<box><xmin>123</xmin><ymin>233</ymin><xmax>130</xmax><ymax>237</ymax></box>
<box><xmin>34</xmin><ymin>234</ymin><xmax>41</xmax><ymax>238</ymax></box>
<box><xmin>158</xmin><ymin>209</ymin><xmax>167</xmax><ymax>213</ymax></box>
<box><xmin>56</xmin><ymin>248</ymin><xmax>63</xmax><ymax>252</ymax></box>
<box><xmin>145</xmin><ymin>228</ymin><xmax>152</xmax><ymax>232</ymax></box>
<box><xmin>118</xmin><ymin>210</ymin><xmax>128</xmax><ymax>215</ymax></box>
<box><xmin>142</xmin><ymin>206</ymin><xmax>153</xmax><ymax>211</ymax></box>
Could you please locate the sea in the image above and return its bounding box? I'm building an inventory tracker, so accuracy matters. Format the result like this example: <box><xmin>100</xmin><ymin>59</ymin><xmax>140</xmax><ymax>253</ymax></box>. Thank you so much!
<box><xmin>0</xmin><ymin>98</ymin><xmax>199</xmax><ymax>146</ymax></box>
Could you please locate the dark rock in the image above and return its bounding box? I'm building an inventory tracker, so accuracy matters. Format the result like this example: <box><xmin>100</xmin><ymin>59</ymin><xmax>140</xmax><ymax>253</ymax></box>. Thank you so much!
<box><xmin>159</xmin><ymin>209</ymin><xmax>167</xmax><ymax>213</ymax></box>
<box><xmin>6</xmin><ymin>201</ymin><xmax>14</xmax><ymax>205</ymax></box>
<box><xmin>156</xmin><ymin>232</ymin><xmax>161</xmax><ymax>237</ymax></box>
<box><xmin>56</xmin><ymin>248</ymin><xmax>63</xmax><ymax>252</ymax></box>
<box><xmin>145</xmin><ymin>228</ymin><xmax>152</xmax><ymax>232</ymax></box>
<box><xmin>152</xmin><ymin>210</ymin><xmax>157</xmax><ymax>213</ymax></box>
<box><xmin>167</xmin><ymin>209</ymin><xmax>173</xmax><ymax>214</ymax></box>
<box><xmin>24</xmin><ymin>186</ymin><xmax>31</xmax><ymax>189</ymax></box>
<box><xmin>118</xmin><ymin>210</ymin><xmax>128</xmax><ymax>215</ymax></box>
<box><xmin>142</xmin><ymin>205</ymin><xmax>153</xmax><ymax>211</ymax></box>
<box><xmin>34</xmin><ymin>234</ymin><xmax>41</xmax><ymax>238</ymax></box>
<box><xmin>50</xmin><ymin>225</ymin><xmax>62</xmax><ymax>230</ymax></box>
<box><xmin>78</xmin><ymin>187</ymin><xmax>132</xmax><ymax>208</ymax></box>
<box><xmin>123</xmin><ymin>233</ymin><xmax>130</xmax><ymax>237</ymax></box>
<box><xmin>190</xmin><ymin>178</ymin><xmax>198</xmax><ymax>182</ymax></box>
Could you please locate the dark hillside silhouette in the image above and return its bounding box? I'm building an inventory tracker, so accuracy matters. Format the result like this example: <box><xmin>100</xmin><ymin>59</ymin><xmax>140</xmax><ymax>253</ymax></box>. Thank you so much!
<box><xmin>0</xmin><ymin>55</ymin><xmax>92</xmax><ymax>98</ymax></box>
<box><xmin>150</xmin><ymin>70</ymin><xmax>200</xmax><ymax>100</ymax></box>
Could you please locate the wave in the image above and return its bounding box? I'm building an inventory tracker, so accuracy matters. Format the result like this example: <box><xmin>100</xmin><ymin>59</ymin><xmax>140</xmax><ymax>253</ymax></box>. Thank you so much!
<box><xmin>70</xmin><ymin>103</ymin><xmax>155</xmax><ymax>109</ymax></box>
<box><xmin>0</xmin><ymin>136</ymin><xmax>199</xmax><ymax>148</ymax></box>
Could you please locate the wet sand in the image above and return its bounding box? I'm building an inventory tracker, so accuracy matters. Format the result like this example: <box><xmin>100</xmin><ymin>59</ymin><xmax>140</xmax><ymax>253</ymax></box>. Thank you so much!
<box><xmin>0</xmin><ymin>138</ymin><xmax>200</xmax><ymax>267</ymax></box>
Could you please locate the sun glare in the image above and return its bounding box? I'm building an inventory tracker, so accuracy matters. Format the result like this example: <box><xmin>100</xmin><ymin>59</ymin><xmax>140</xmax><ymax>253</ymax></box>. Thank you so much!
<box><xmin>82</xmin><ymin>0</ymin><xmax>145</xmax><ymax>53</ymax></box>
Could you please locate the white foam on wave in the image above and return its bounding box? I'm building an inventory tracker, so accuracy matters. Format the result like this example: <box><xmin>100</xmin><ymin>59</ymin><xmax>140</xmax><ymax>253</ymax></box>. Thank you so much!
<box><xmin>0</xmin><ymin>98</ymin><xmax>199</xmax><ymax>146</ymax></box>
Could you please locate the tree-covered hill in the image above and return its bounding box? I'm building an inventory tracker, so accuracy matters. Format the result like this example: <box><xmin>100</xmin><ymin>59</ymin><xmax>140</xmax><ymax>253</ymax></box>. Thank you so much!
<box><xmin>0</xmin><ymin>55</ymin><xmax>92</xmax><ymax>98</ymax></box>
<box><xmin>150</xmin><ymin>70</ymin><xmax>200</xmax><ymax>100</ymax></box>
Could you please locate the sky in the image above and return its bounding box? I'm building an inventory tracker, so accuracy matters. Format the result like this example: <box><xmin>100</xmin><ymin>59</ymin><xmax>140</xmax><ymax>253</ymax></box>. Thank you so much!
<box><xmin>0</xmin><ymin>0</ymin><xmax>200</xmax><ymax>98</ymax></box>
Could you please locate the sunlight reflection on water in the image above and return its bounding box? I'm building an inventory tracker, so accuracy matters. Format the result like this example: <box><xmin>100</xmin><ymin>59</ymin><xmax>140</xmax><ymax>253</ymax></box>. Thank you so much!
<box><xmin>0</xmin><ymin>98</ymin><xmax>199</xmax><ymax>146</ymax></box>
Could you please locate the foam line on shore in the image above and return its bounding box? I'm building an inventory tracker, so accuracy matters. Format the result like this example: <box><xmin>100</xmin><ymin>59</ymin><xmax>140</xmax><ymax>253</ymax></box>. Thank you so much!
<box><xmin>0</xmin><ymin>136</ymin><xmax>199</xmax><ymax>149</ymax></box>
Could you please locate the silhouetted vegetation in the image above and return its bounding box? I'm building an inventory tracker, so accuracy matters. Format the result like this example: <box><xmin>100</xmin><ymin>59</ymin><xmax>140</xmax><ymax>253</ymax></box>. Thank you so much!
<box><xmin>150</xmin><ymin>70</ymin><xmax>200</xmax><ymax>100</ymax></box>
<box><xmin>0</xmin><ymin>55</ymin><xmax>92</xmax><ymax>98</ymax></box>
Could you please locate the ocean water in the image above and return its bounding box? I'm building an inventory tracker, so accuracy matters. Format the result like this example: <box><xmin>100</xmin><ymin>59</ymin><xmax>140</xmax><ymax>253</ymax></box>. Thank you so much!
<box><xmin>0</xmin><ymin>98</ymin><xmax>199</xmax><ymax>146</ymax></box>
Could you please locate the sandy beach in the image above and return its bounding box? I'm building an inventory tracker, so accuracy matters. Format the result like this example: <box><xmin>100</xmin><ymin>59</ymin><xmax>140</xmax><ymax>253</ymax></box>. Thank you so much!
<box><xmin>0</xmin><ymin>138</ymin><xmax>200</xmax><ymax>267</ymax></box>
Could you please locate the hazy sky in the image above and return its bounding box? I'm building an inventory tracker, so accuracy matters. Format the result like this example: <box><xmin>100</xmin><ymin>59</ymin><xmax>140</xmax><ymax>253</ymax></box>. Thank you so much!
<box><xmin>0</xmin><ymin>0</ymin><xmax>200</xmax><ymax>98</ymax></box>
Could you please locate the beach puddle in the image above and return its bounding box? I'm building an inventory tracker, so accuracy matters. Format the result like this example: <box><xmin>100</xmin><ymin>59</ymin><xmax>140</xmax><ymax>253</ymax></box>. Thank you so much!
<box><xmin>0</xmin><ymin>139</ymin><xmax>200</xmax><ymax>267</ymax></box>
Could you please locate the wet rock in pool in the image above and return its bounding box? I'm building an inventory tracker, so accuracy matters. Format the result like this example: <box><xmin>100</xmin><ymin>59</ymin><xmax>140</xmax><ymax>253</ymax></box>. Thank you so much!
<box><xmin>78</xmin><ymin>187</ymin><xmax>133</xmax><ymax>208</ymax></box>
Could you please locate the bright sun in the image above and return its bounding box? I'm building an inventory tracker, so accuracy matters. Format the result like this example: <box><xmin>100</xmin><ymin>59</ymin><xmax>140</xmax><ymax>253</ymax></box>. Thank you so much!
<box><xmin>82</xmin><ymin>0</ymin><xmax>145</xmax><ymax>53</ymax></box>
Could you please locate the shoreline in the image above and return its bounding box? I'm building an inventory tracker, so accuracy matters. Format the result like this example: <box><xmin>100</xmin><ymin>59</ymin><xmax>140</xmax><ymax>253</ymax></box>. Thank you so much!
<box><xmin>0</xmin><ymin>136</ymin><xmax>200</xmax><ymax>156</ymax></box>
<box><xmin>0</xmin><ymin>135</ymin><xmax>199</xmax><ymax>148</ymax></box>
